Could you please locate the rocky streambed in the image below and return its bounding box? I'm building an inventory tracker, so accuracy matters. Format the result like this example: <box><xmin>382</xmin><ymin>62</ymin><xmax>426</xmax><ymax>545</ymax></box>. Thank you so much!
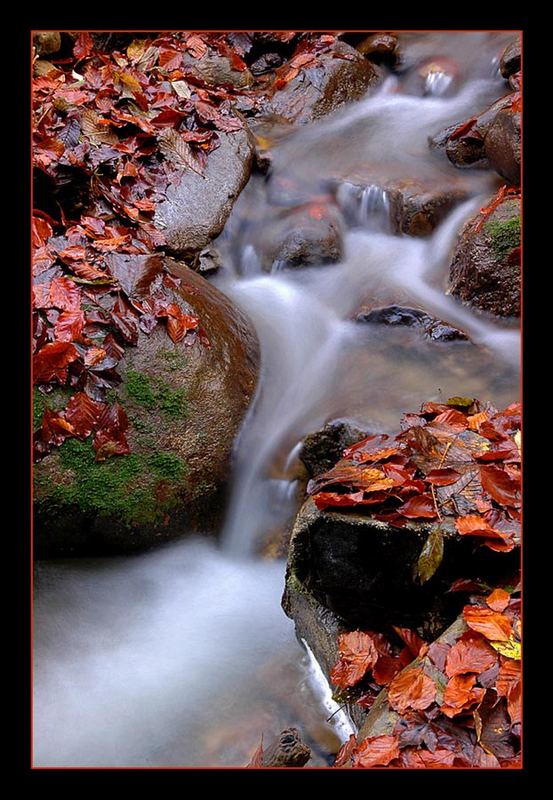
<box><xmin>33</xmin><ymin>30</ymin><xmax>521</xmax><ymax>767</ymax></box>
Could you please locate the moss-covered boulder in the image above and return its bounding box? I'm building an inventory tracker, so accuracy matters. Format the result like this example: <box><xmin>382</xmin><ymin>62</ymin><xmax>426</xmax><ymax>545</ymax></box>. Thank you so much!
<box><xmin>34</xmin><ymin>261</ymin><xmax>259</xmax><ymax>557</ymax></box>
<box><xmin>449</xmin><ymin>196</ymin><xmax>521</xmax><ymax>317</ymax></box>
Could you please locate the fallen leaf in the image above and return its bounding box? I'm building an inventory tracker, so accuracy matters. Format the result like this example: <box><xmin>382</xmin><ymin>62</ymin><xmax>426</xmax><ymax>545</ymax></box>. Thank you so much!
<box><xmin>330</xmin><ymin>631</ymin><xmax>379</xmax><ymax>689</ymax></box>
<box><xmin>388</xmin><ymin>666</ymin><xmax>437</xmax><ymax>714</ymax></box>
<box><xmin>34</xmin><ymin>342</ymin><xmax>79</xmax><ymax>385</ymax></box>
<box><xmin>445</xmin><ymin>635</ymin><xmax>497</xmax><ymax>678</ymax></box>
<box><xmin>352</xmin><ymin>735</ymin><xmax>400</xmax><ymax>768</ymax></box>
<box><xmin>463</xmin><ymin>606</ymin><xmax>513</xmax><ymax>642</ymax></box>
<box><xmin>415</xmin><ymin>526</ymin><xmax>444</xmax><ymax>584</ymax></box>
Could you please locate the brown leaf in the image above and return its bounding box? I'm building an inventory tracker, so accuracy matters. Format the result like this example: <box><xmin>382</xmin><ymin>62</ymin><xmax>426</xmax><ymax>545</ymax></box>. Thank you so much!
<box><xmin>246</xmin><ymin>737</ymin><xmax>264</xmax><ymax>768</ymax></box>
<box><xmin>480</xmin><ymin>465</ymin><xmax>520</xmax><ymax>507</ymax></box>
<box><xmin>392</xmin><ymin>628</ymin><xmax>426</xmax><ymax>659</ymax></box>
<box><xmin>440</xmin><ymin>673</ymin><xmax>485</xmax><ymax>718</ymax></box>
<box><xmin>396</xmin><ymin>494</ymin><xmax>437</xmax><ymax>519</ymax></box>
<box><xmin>158</xmin><ymin>128</ymin><xmax>205</xmax><ymax>175</ymax></box>
<box><xmin>49</xmin><ymin>277</ymin><xmax>82</xmax><ymax>311</ymax></box>
<box><xmin>486</xmin><ymin>588</ymin><xmax>510</xmax><ymax>612</ymax></box>
<box><xmin>333</xmin><ymin>734</ymin><xmax>356</xmax><ymax>768</ymax></box>
<box><xmin>415</xmin><ymin>526</ymin><xmax>444</xmax><ymax>584</ymax></box>
<box><xmin>63</xmin><ymin>392</ymin><xmax>107</xmax><ymax>438</ymax></box>
<box><xmin>388</xmin><ymin>666</ymin><xmax>437</xmax><ymax>714</ymax></box>
<box><xmin>105</xmin><ymin>253</ymin><xmax>165</xmax><ymax>298</ymax></box>
<box><xmin>400</xmin><ymin>748</ymin><xmax>456</xmax><ymax>768</ymax></box>
<box><xmin>92</xmin><ymin>402</ymin><xmax>130</xmax><ymax>461</ymax></box>
<box><xmin>54</xmin><ymin>309</ymin><xmax>85</xmax><ymax>342</ymax></box>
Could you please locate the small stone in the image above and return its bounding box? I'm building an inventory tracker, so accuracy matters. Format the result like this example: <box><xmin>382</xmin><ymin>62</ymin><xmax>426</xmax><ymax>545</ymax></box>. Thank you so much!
<box><xmin>300</xmin><ymin>419</ymin><xmax>371</xmax><ymax>478</ymax></box>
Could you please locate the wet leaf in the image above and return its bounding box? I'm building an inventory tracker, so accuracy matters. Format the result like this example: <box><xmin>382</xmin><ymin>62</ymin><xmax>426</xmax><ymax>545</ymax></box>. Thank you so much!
<box><xmin>158</xmin><ymin>128</ymin><xmax>205</xmax><ymax>175</ymax></box>
<box><xmin>397</xmin><ymin>494</ymin><xmax>437</xmax><ymax>519</ymax></box>
<box><xmin>486</xmin><ymin>588</ymin><xmax>510</xmax><ymax>612</ymax></box>
<box><xmin>415</xmin><ymin>526</ymin><xmax>444</xmax><ymax>584</ymax></box>
<box><xmin>352</xmin><ymin>735</ymin><xmax>400</xmax><ymax>768</ymax></box>
<box><xmin>111</xmin><ymin>294</ymin><xmax>139</xmax><ymax>344</ymax></box>
<box><xmin>474</xmin><ymin>691</ymin><xmax>514</xmax><ymax>759</ymax></box>
<box><xmin>392</xmin><ymin>628</ymin><xmax>426</xmax><ymax>659</ymax></box>
<box><xmin>330</xmin><ymin>631</ymin><xmax>379</xmax><ymax>689</ymax></box>
<box><xmin>463</xmin><ymin>606</ymin><xmax>513</xmax><ymax>642</ymax></box>
<box><xmin>444</xmin><ymin>635</ymin><xmax>498</xmax><ymax>678</ymax></box>
<box><xmin>92</xmin><ymin>401</ymin><xmax>130</xmax><ymax>461</ymax></box>
<box><xmin>34</xmin><ymin>342</ymin><xmax>79</xmax><ymax>385</ymax></box>
<box><xmin>440</xmin><ymin>673</ymin><xmax>485</xmax><ymax>718</ymax></box>
<box><xmin>489</xmin><ymin>639</ymin><xmax>521</xmax><ymax>660</ymax></box>
<box><xmin>480</xmin><ymin>465</ymin><xmax>520</xmax><ymax>507</ymax></box>
<box><xmin>105</xmin><ymin>253</ymin><xmax>164</xmax><ymax>298</ymax></box>
<box><xmin>388</xmin><ymin>666</ymin><xmax>437</xmax><ymax>714</ymax></box>
<box><xmin>400</xmin><ymin>747</ymin><xmax>456</xmax><ymax>768</ymax></box>
<box><xmin>333</xmin><ymin>734</ymin><xmax>356</xmax><ymax>768</ymax></box>
<box><xmin>425</xmin><ymin>468</ymin><xmax>461</xmax><ymax>486</ymax></box>
<box><xmin>63</xmin><ymin>392</ymin><xmax>107</xmax><ymax>438</ymax></box>
<box><xmin>54</xmin><ymin>309</ymin><xmax>85</xmax><ymax>342</ymax></box>
<box><xmin>49</xmin><ymin>277</ymin><xmax>82</xmax><ymax>311</ymax></box>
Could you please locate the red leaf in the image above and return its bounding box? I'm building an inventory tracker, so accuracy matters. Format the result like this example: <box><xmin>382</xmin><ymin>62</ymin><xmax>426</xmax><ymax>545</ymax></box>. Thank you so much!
<box><xmin>388</xmin><ymin>666</ymin><xmax>437</xmax><ymax>714</ymax></box>
<box><xmin>396</xmin><ymin>494</ymin><xmax>437</xmax><ymax>519</ymax></box>
<box><xmin>74</xmin><ymin>32</ymin><xmax>94</xmax><ymax>60</ymax></box>
<box><xmin>330</xmin><ymin>631</ymin><xmax>379</xmax><ymax>689</ymax></box>
<box><xmin>54</xmin><ymin>309</ymin><xmax>85</xmax><ymax>342</ymax></box>
<box><xmin>445</xmin><ymin>635</ymin><xmax>498</xmax><ymax>678</ymax></box>
<box><xmin>34</xmin><ymin>342</ymin><xmax>79</xmax><ymax>385</ymax></box>
<box><xmin>63</xmin><ymin>392</ymin><xmax>107</xmax><ymax>438</ymax></box>
<box><xmin>431</xmin><ymin>409</ymin><xmax>469</xmax><ymax>432</ymax></box>
<box><xmin>480</xmin><ymin>465</ymin><xmax>520</xmax><ymax>507</ymax></box>
<box><xmin>333</xmin><ymin>734</ymin><xmax>356</xmax><ymax>768</ymax></box>
<box><xmin>111</xmin><ymin>295</ymin><xmax>139</xmax><ymax>344</ymax></box>
<box><xmin>49</xmin><ymin>277</ymin><xmax>82</xmax><ymax>311</ymax></box>
<box><xmin>352</xmin><ymin>735</ymin><xmax>400</xmax><ymax>768</ymax></box>
<box><xmin>401</xmin><ymin>748</ymin><xmax>456</xmax><ymax>768</ymax></box>
<box><xmin>372</xmin><ymin>655</ymin><xmax>403</xmax><ymax>686</ymax></box>
<box><xmin>156</xmin><ymin>302</ymin><xmax>199</xmax><ymax>344</ymax></box>
<box><xmin>425</xmin><ymin>468</ymin><xmax>461</xmax><ymax>486</ymax></box>
<box><xmin>392</xmin><ymin>627</ymin><xmax>426</xmax><ymax>659</ymax></box>
<box><xmin>463</xmin><ymin>606</ymin><xmax>513</xmax><ymax>642</ymax></box>
<box><xmin>455</xmin><ymin>514</ymin><xmax>516</xmax><ymax>552</ymax></box>
<box><xmin>92</xmin><ymin>402</ymin><xmax>130</xmax><ymax>461</ymax></box>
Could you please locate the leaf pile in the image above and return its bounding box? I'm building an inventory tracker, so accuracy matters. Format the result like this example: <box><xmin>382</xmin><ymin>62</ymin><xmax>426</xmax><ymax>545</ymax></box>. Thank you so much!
<box><xmin>32</xmin><ymin>31</ymin><xmax>350</xmax><ymax>463</ymax></box>
<box><xmin>332</xmin><ymin>585</ymin><xmax>521</xmax><ymax>768</ymax></box>
<box><xmin>307</xmin><ymin>397</ymin><xmax>521</xmax><ymax>554</ymax></box>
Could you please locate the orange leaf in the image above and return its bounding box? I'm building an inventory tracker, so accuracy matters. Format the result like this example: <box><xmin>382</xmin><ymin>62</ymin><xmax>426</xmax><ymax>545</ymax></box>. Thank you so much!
<box><xmin>352</xmin><ymin>735</ymin><xmax>400</xmax><ymax>768</ymax></box>
<box><xmin>330</xmin><ymin>631</ymin><xmax>379</xmax><ymax>689</ymax></box>
<box><xmin>401</xmin><ymin>748</ymin><xmax>456</xmax><ymax>768</ymax></box>
<box><xmin>441</xmin><ymin>673</ymin><xmax>485</xmax><ymax>718</ymax></box>
<box><xmin>388</xmin><ymin>666</ymin><xmax>437</xmax><ymax>714</ymax></box>
<box><xmin>463</xmin><ymin>606</ymin><xmax>513</xmax><ymax>642</ymax></box>
<box><xmin>334</xmin><ymin>734</ymin><xmax>356</xmax><ymax>768</ymax></box>
<box><xmin>486</xmin><ymin>588</ymin><xmax>510</xmax><ymax>612</ymax></box>
<box><xmin>445</xmin><ymin>635</ymin><xmax>498</xmax><ymax>678</ymax></box>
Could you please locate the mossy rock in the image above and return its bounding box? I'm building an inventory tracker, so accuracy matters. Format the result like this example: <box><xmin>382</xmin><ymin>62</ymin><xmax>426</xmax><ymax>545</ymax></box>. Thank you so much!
<box><xmin>34</xmin><ymin>260</ymin><xmax>259</xmax><ymax>557</ymax></box>
<box><xmin>449</xmin><ymin>196</ymin><xmax>520</xmax><ymax>317</ymax></box>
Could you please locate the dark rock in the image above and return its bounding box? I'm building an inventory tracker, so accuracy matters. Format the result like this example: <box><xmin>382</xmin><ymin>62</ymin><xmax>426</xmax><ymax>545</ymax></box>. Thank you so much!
<box><xmin>429</xmin><ymin>94</ymin><xmax>514</xmax><ymax>171</ymax></box>
<box><xmin>484</xmin><ymin>109</ymin><xmax>521</xmax><ymax>186</ymax></box>
<box><xmin>34</xmin><ymin>260</ymin><xmax>259</xmax><ymax>557</ymax></box>
<box><xmin>355</xmin><ymin>305</ymin><xmax>468</xmax><ymax>342</ymax></box>
<box><xmin>193</xmin><ymin>244</ymin><xmax>223</xmax><ymax>275</ymax></box>
<box><xmin>262</xmin><ymin>203</ymin><xmax>343</xmax><ymax>271</ymax></box>
<box><xmin>356</xmin><ymin>33</ymin><xmax>399</xmax><ymax>65</ymax></box>
<box><xmin>500</xmin><ymin>37</ymin><xmax>521</xmax><ymax>78</ymax></box>
<box><xmin>269</xmin><ymin>41</ymin><xmax>382</xmax><ymax>124</ymax></box>
<box><xmin>449</xmin><ymin>195</ymin><xmax>521</xmax><ymax>317</ymax></box>
<box><xmin>33</xmin><ymin>31</ymin><xmax>61</xmax><ymax>56</ymax></box>
<box><xmin>250</xmin><ymin>52</ymin><xmax>285</xmax><ymax>75</ymax></box>
<box><xmin>155</xmin><ymin>128</ymin><xmax>255</xmax><ymax>256</ymax></box>
<box><xmin>181</xmin><ymin>51</ymin><xmax>253</xmax><ymax>89</ymax></box>
<box><xmin>387</xmin><ymin>182</ymin><xmax>469</xmax><ymax>236</ymax></box>
<box><xmin>285</xmin><ymin>499</ymin><xmax>519</xmax><ymax>636</ymax></box>
<box><xmin>300</xmin><ymin>419</ymin><xmax>371</xmax><ymax>479</ymax></box>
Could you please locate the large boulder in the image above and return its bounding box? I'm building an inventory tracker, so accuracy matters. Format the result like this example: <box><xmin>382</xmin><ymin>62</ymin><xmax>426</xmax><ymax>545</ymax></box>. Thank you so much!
<box><xmin>284</xmin><ymin>499</ymin><xmax>519</xmax><ymax>637</ymax></box>
<box><xmin>269</xmin><ymin>41</ymin><xmax>382</xmax><ymax>124</ymax></box>
<box><xmin>181</xmin><ymin>51</ymin><xmax>254</xmax><ymax>89</ymax></box>
<box><xmin>484</xmin><ymin>108</ymin><xmax>521</xmax><ymax>186</ymax></box>
<box><xmin>155</xmin><ymin>128</ymin><xmax>255</xmax><ymax>256</ymax></box>
<box><xmin>354</xmin><ymin>305</ymin><xmax>468</xmax><ymax>343</ymax></box>
<box><xmin>449</xmin><ymin>195</ymin><xmax>521</xmax><ymax>317</ymax></box>
<box><xmin>34</xmin><ymin>261</ymin><xmax>259</xmax><ymax>557</ymax></box>
<box><xmin>262</xmin><ymin>202</ymin><xmax>344</xmax><ymax>271</ymax></box>
<box><xmin>300</xmin><ymin>419</ymin><xmax>371</xmax><ymax>479</ymax></box>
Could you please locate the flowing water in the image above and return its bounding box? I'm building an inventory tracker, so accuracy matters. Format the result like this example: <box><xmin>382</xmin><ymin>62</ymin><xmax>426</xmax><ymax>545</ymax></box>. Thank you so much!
<box><xmin>33</xmin><ymin>32</ymin><xmax>520</xmax><ymax>767</ymax></box>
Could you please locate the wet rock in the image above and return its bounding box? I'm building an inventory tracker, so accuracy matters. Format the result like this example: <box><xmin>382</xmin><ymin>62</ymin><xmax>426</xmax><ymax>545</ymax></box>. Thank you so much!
<box><xmin>449</xmin><ymin>195</ymin><xmax>521</xmax><ymax>317</ymax></box>
<box><xmin>356</xmin><ymin>33</ymin><xmax>399</xmax><ymax>65</ymax></box>
<box><xmin>250</xmin><ymin>52</ymin><xmax>285</xmax><ymax>76</ymax></box>
<box><xmin>262</xmin><ymin>203</ymin><xmax>344</xmax><ymax>271</ymax></box>
<box><xmin>429</xmin><ymin>94</ymin><xmax>513</xmax><ymax>171</ymax></box>
<box><xmin>300</xmin><ymin>419</ymin><xmax>371</xmax><ymax>479</ymax></box>
<box><xmin>33</xmin><ymin>31</ymin><xmax>61</xmax><ymax>57</ymax></box>
<box><xmin>155</xmin><ymin>128</ymin><xmax>255</xmax><ymax>256</ymax></box>
<box><xmin>285</xmin><ymin>499</ymin><xmax>519</xmax><ymax>636</ymax></box>
<box><xmin>192</xmin><ymin>244</ymin><xmax>223</xmax><ymax>275</ymax></box>
<box><xmin>500</xmin><ymin>37</ymin><xmax>521</xmax><ymax>78</ymax></box>
<box><xmin>269</xmin><ymin>41</ymin><xmax>382</xmax><ymax>124</ymax></box>
<box><xmin>484</xmin><ymin>109</ymin><xmax>521</xmax><ymax>186</ymax></box>
<box><xmin>34</xmin><ymin>260</ymin><xmax>259</xmax><ymax>557</ymax></box>
<box><xmin>355</xmin><ymin>305</ymin><xmax>468</xmax><ymax>342</ymax></box>
<box><xmin>181</xmin><ymin>51</ymin><xmax>253</xmax><ymax>89</ymax></box>
<box><xmin>387</xmin><ymin>182</ymin><xmax>469</xmax><ymax>236</ymax></box>
<box><xmin>246</xmin><ymin>116</ymin><xmax>296</xmax><ymax>172</ymax></box>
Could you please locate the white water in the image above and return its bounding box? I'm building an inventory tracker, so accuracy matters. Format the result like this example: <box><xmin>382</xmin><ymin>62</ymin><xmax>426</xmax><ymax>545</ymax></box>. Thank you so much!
<box><xmin>34</xmin><ymin>32</ymin><xmax>520</xmax><ymax>767</ymax></box>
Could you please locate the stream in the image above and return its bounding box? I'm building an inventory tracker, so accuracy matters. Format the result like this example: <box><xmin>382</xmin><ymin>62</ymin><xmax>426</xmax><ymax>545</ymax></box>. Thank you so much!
<box><xmin>33</xmin><ymin>32</ymin><xmax>519</xmax><ymax>767</ymax></box>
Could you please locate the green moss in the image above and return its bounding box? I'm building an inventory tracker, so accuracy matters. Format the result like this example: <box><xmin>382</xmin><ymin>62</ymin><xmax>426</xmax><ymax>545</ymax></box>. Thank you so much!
<box><xmin>123</xmin><ymin>370</ymin><xmax>188</xmax><ymax>420</ymax></box>
<box><xmin>38</xmin><ymin>438</ymin><xmax>185</xmax><ymax>527</ymax></box>
<box><xmin>160</xmin><ymin>349</ymin><xmax>187</xmax><ymax>372</ymax></box>
<box><xmin>125</xmin><ymin>370</ymin><xmax>157</xmax><ymax>409</ymax></box>
<box><xmin>156</xmin><ymin>385</ymin><xmax>188</xmax><ymax>419</ymax></box>
<box><xmin>485</xmin><ymin>216</ymin><xmax>520</xmax><ymax>260</ymax></box>
<box><xmin>149</xmin><ymin>452</ymin><xmax>186</xmax><ymax>480</ymax></box>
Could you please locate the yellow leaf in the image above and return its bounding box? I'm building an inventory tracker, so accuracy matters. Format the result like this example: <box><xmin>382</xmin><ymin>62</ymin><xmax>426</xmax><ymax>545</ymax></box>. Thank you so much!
<box><xmin>514</xmin><ymin>430</ymin><xmax>521</xmax><ymax>454</ymax></box>
<box><xmin>489</xmin><ymin>638</ymin><xmax>521</xmax><ymax>660</ymax></box>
